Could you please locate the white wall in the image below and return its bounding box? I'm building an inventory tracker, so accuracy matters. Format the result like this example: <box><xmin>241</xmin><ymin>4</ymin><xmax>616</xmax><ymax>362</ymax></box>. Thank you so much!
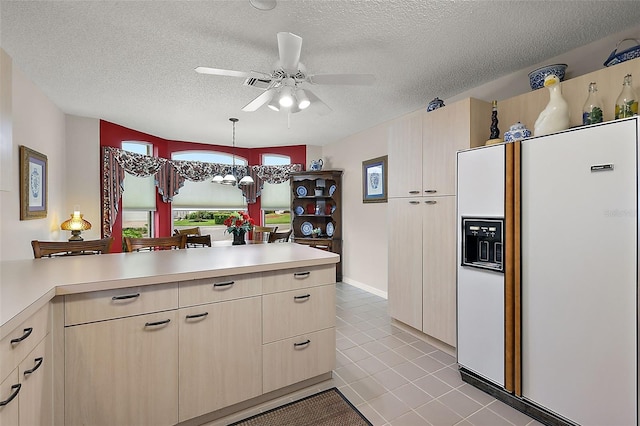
<box><xmin>65</xmin><ymin>115</ymin><xmax>101</xmax><ymax>241</ymax></box>
<box><xmin>322</xmin><ymin>123</ymin><xmax>389</xmax><ymax>297</ymax></box>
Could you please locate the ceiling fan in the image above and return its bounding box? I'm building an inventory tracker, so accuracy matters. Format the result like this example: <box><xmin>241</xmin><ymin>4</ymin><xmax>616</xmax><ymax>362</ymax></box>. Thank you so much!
<box><xmin>195</xmin><ymin>32</ymin><xmax>376</xmax><ymax>115</ymax></box>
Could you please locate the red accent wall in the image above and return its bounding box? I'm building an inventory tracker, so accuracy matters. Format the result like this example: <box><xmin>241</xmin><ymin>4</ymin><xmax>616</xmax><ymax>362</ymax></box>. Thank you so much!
<box><xmin>100</xmin><ymin>120</ymin><xmax>306</xmax><ymax>251</ymax></box>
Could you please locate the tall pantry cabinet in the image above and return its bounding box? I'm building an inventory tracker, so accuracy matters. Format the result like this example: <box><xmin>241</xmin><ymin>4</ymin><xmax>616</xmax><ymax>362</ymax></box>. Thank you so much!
<box><xmin>388</xmin><ymin>98</ymin><xmax>491</xmax><ymax>347</ymax></box>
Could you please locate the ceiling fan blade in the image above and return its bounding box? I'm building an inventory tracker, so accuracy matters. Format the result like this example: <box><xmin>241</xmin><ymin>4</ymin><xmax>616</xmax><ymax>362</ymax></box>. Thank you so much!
<box><xmin>277</xmin><ymin>32</ymin><xmax>303</xmax><ymax>74</ymax></box>
<box><xmin>241</xmin><ymin>89</ymin><xmax>275</xmax><ymax>112</ymax></box>
<box><xmin>305</xmin><ymin>90</ymin><xmax>333</xmax><ymax>116</ymax></box>
<box><xmin>195</xmin><ymin>67</ymin><xmax>252</xmax><ymax>78</ymax></box>
<box><xmin>308</xmin><ymin>73</ymin><xmax>376</xmax><ymax>86</ymax></box>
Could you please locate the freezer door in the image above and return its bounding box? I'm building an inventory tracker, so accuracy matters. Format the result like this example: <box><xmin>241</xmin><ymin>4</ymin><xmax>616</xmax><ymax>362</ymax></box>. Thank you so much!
<box><xmin>521</xmin><ymin>119</ymin><xmax>638</xmax><ymax>425</ymax></box>
<box><xmin>457</xmin><ymin>144</ymin><xmax>506</xmax><ymax>387</ymax></box>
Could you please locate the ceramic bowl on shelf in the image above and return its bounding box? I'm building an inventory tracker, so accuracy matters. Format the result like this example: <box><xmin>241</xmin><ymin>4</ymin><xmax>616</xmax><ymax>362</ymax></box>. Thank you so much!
<box><xmin>504</xmin><ymin>122</ymin><xmax>532</xmax><ymax>142</ymax></box>
<box><xmin>527</xmin><ymin>64</ymin><xmax>567</xmax><ymax>90</ymax></box>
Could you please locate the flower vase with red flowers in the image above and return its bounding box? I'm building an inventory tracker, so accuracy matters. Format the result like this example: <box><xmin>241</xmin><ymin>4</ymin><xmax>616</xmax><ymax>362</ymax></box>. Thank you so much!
<box><xmin>223</xmin><ymin>211</ymin><xmax>255</xmax><ymax>245</ymax></box>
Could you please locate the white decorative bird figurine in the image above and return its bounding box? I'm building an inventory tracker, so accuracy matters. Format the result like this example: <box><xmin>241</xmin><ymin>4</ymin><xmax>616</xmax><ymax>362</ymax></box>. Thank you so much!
<box><xmin>534</xmin><ymin>74</ymin><xmax>570</xmax><ymax>136</ymax></box>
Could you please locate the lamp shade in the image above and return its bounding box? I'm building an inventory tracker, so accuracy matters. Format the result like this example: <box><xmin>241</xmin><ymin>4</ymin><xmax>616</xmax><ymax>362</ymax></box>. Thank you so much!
<box><xmin>221</xmin><ymin>174</ymin><xmax>237</xmax><ymax>185</ymax></box>
<box><xmin>279</xmin><ymin>85</ymin><xmax>295</xmax><ymax>107</ymax></box>
<box><xmin>239</xmin><ymin>175</ymin><xmax>254</xmax><ymax>185</ymax></box>
<box><xmin>60</xmin><ymin>211</ymin><xmax>92</xmax><ymax>241</ymax></box>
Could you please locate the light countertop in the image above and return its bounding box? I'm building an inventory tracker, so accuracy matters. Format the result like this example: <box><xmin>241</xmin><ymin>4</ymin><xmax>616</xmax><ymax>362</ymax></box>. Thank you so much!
<box><xmin>0</xmin><ymin>243</ymin><xmax>338</xmax><ymax>338</ymax></box>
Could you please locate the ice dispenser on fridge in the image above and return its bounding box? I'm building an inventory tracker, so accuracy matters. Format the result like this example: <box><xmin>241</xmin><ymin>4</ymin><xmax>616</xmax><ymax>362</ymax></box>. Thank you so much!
<box><xmin>461</xmin><ymin>217</ymin><xmax>504</xmax><ymax>272</ymax></box>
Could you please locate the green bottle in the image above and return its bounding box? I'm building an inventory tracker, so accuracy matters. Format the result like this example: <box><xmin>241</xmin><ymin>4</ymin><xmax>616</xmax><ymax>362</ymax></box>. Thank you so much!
<box><xmin>582</xmin><ymin>82</ymin><xmax>603</xmax><ymax>125</ymax></box>
<box><xmin>615</xmin><ymin>74</ymin><xmax>638</xmax><ymax>119</ymax></box>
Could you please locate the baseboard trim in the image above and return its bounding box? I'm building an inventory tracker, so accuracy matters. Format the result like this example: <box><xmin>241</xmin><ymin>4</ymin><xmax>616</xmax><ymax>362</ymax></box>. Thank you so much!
<box><xmin>341</xmin><ymin>277</ymin><xmax>387</xmax><ymax>299</ymax></box>
<box><xmin>459</xmin><ymin>368</ymin><xmax>578</xmax><ymax>426</ymax></box>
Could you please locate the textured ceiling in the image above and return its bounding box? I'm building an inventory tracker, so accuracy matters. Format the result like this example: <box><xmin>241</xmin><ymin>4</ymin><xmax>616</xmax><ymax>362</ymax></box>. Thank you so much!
<box><xmin>2</xmin><ymin>1</ymin><xmax>640</xmax><ymax>148</ymax></box>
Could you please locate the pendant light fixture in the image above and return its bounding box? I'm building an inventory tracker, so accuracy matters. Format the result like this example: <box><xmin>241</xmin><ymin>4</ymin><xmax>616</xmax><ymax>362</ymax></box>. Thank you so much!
<box><xmin>219</xmin><ymin>118</ymin><xmax>253</xmax><ymax>186</ymax></box>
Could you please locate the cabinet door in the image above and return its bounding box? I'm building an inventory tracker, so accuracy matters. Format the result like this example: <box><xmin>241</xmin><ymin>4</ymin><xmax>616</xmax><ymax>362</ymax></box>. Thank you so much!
<box><xmin>422</xmin><ymin>196</ymin><xmax>457</xmax><ymax>346</ymax></box>
<box><xmin>178</xmin><ymin>297</ymin><xmax>262</xmax><ymax>421</ymax></box>
<box><xmin>65</xmin><ymin>311</ymin><xmax>179</xmax><ymax>426</ymax></box>
<box><xmin>19</xmin><ymin>335</ymin><xmax>53</xmax><ymax>426</ymax></box>
<box><xmin>0</xmin><ymin>370</ymin><xmax>19</xmax><ymax>426</ymax></box>
<box><xmin>388</xmin><ymin>198</ymin><xmax>423</xmax><ymax>329</ymax></box>
<box><xmin>388</xmin><ymin>111</ymin><xmax>423</xmax><ymax>198</ymax></box>
<box><xmin>423</xmin><ymin>99</ymin><xmax>472</xmax><ymax>196</ymax></box>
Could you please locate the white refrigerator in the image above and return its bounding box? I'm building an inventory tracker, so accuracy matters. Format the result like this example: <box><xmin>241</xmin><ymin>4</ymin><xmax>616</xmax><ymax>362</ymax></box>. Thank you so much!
<box><xmin>457</xmin><ymin>117</ymin><xmax>639</xmax><ymax>425</ymax></box>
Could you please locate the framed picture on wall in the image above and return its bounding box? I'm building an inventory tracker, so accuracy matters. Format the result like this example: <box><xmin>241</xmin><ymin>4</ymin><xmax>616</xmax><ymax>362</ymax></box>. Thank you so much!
<box><xmin>19</xmin><ymin>145</ymin><xmax>48</xmax><ymax>220</ymax></box>
<box><xmin>362</xmin><ymin>155</ymin><xmax>387</xmax><ymax>203</ymax></box>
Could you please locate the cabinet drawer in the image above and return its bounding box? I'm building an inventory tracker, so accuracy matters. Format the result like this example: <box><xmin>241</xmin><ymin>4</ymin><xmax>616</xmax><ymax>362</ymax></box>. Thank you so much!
<box><xmin>262</xmin><ymin>264</ymin><xmax>335</xmax><ymax>294</ymax></box>
<box><xmin>0</xmin><ymin>369</ymin><xmax>19</xmax><ymax>425</ymax></box>
<box><xmin>263</xmin><ymin>327</ymin><xmax>336</xmax><ymax>393</ymax></box>
<box><xmin>263</xmin><ymin>284</ymin><xmax>335</xmax><ymax>343</ymax></box>
<box><xmin>0</xmin><ymin>303</ymin><xmax>50</xmax><ymax>383</ymax></box>
<box><xmin>64</xmin><ymin>283</ymin><xmax>178</xmax><ymax>326</ymax></box>
<box><xmin>179</xmin><ymin>273</ymin><xmax>261</xmax><ymax>308</ymax></box>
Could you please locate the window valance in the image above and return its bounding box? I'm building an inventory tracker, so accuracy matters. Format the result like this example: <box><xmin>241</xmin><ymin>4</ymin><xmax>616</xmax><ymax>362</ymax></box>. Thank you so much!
<box><xmin>101</xmin><ymin>146</ymin><xmax>302</xmax><ymax>237</ymax></box>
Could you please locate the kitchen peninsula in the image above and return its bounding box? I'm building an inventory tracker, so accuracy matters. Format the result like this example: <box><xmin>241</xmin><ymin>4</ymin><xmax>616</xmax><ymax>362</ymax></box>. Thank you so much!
<box><xmin>0</xmin><ymin>243</ymin><xmax>339</xmax><ymax>425</ymax></box>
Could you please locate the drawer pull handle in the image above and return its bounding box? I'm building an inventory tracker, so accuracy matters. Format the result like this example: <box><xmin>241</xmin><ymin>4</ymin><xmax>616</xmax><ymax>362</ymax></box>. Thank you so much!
<box><xmin>185</xmin><ymin>312</ymin><xmax>209</xmax><ymax>320</ymax></box>
<box><xmin>24</xmin><ymin>357</ymin><xmax>44</xmax><ymax>376</ymax></box>
<box><xmin>10</xmin><ymin>328</ymin><xmax>33</xmax><ymax>345</ymax></box>
<box><xmin>424</xmin><ymin>189</ymin><xmax>437</xmax><ymax>193</ymax></box>
<box><xmin>0</xmin><ymin>384</ymin><xmax>21</xmax><ymax>406</ymax></box>
<box><xmin>112</xmin><ymin>293</ymin><xmax>140</xmax><ymax>301</ymax></box>
<box><xmin>293</xmin><ymin>339</ymin><xmax>311</xmax><ymax>348</ymax></box>
<box><xmin>144</xmin><ymin>319</ymin><xmax>171</xmax><ymax>327</ymax></box>
<box><xmin>409</xmin><ymin>190</ymin><xmax>420</xmax><ymax>194</ymax></box>
<box><xmin>409</xmin><ymin>201</ymin><xmax>420</xmax><ymax>205</ymax></box>
<box><xmin>424</xmin><ymin>200</ymin><xmax>437</xmax><ymax>204</ymax></box>
<box><xmin>213</xmin><ymin>281</ymin><xmax>234</xmax><ymax>287</ymax></box>
<box><xmin>294</xmin><ymin>294</ymin><xmax>311</xmax><ymax>301</ymax></box>
<box><xmin>293</xmin><ymin>272</ymin><xmax>311</xmax><ymax>278</ymax></box>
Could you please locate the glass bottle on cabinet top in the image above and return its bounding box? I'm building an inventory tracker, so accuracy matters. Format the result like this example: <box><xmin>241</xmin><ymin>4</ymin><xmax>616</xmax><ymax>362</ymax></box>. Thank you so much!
<box><xmin>615</xmin><ymin>74</ymin><xmax>638</xmax><ymax>119</ymax></box>
<box><xmin>582</xmin><ymin>82</ymin><xmax>603</xmax><ymax>125</ymax></box>
<box><xmin>290</xmin><ymin>170</ymin><xmax>343</xmax><ymax>281</ymax></box>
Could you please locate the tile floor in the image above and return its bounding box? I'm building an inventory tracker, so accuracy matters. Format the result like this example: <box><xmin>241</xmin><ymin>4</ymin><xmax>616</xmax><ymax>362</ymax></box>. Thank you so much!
<box><xmin>210</xmin><ymin>282</ymin><xmax>543</xmax><ymax>426</ymax></box>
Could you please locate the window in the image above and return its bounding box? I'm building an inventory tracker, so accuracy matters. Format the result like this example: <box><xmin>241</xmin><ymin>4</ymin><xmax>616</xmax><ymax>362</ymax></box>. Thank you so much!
<box><xmin>261</xmin><ymin>154</ymin><xmax>291</xmax><ymax>231</ymax></box>
<box><xmin>171</xmin><ymin>151</ymin><xmax>248</xmax><ymax>241</ymax></box>
<box><xmin>122</xmin><ymin>141</ymin><xmax>155</xmax><ymax>238</ymax></box>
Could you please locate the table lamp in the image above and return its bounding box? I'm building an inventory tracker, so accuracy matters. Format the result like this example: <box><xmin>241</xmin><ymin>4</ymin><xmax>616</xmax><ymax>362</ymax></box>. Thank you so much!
<box><xmin>60</xmin><ymin>209</ymin><xmax>92</xmax><ymax>241</ymax></box>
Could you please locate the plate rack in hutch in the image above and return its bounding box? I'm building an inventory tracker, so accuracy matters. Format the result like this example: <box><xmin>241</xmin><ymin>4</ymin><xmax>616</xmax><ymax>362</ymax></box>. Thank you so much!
<box><xmin>290</xmin><ymin>170</ymin><xmax>342</xmax><ymax>281</ymax></box>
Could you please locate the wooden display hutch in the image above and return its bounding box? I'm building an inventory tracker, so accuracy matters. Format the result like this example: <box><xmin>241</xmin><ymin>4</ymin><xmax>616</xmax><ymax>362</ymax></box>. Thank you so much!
<box><xmin>290</xmin><ymin>170</ymin><xmax>343</xmax><ymax>281</ymax></box>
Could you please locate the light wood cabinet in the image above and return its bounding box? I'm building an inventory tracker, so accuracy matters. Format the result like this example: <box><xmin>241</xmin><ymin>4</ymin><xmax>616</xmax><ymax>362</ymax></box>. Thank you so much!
<box><xmin>422</xmin><ymin>196</ymin><xmax>457</xmax><ymax>345</ymax></box>
<box><xmin>263</xmin><ymin>328</ymin><xmax>336</xmax><ymax>393</ymax></box>
<box><xmin>388</xmin><ymin>198</ymin><xmax>423</xmax><ymax>330</ymax></box>
<box><xmin>388</xmin><ymin>98</ymin><xmax>490</xmax><ymax>347</ymax></box>
<box><xmin>388</xmin><ymin>110</ymin><xmax>423</xmax><ymax>198</ymax></box>
<box><xmin>178</xmin><ymin>297</ymin><xmax>262</xmax><ymax>422</ymax></box>
<box><xmin>65</xmin><ymin>310</ymin><xmax>179</xmax><ymax>426</ymax></box>
<box><xmin>0</xmin><ymin>303</ymin><xmax>52</xmax><ymax>426</ymax></box>
<box><xmin>0</xmin><ymin>370</ymin><xmax>19</xmax><ymax>426</ymax></box>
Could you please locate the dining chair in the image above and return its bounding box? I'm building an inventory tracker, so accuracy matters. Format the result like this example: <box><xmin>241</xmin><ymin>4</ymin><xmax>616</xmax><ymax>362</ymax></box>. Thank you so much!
<box><xmin>173</xmin><ymin>227</ymin><xmax>211</xmax><ymax>247</ymax></box>
<box><xmin>173</xmin><ymin>227</ymin><xmax>201</xmax><ymax>236</ymax></box>
<box><xmin>268</xmin><ymin>229</ymin><xmax>292</xmax><ymax>243</ymax></box>
<box><xmin>253</xmin><ymin>226</ymin><xmax>278</xmax><ymax>243</ymax></box>
<box><xmin>31</xmin><ymin>238</ymin><xmax>114</xmax><ymax>258</ymax></box>
<box><xmin>124</xmin><ymin>235</ymin><xmax>186</xmax><ymax>252</ymax></box>
<box><xmin>307</xmin><ymin>238</ymin><xmax>333</xmax><ymax>251</ymax></box>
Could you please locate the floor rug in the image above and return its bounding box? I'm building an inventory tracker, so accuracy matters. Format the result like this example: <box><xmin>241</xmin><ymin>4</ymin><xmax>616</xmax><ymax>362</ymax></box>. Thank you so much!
<box><xmin>228</xmin><ymin>387</ymin><xmax>372</xmax><ymax>426</ymax></box>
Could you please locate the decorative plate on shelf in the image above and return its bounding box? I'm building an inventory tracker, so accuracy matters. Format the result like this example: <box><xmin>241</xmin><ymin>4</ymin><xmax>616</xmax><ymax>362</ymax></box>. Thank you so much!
<box><xmin>294</xmin><ymin>206</ymin><xmax>304</xmax><ymax>215</ymax></box>
<box><xmin>301</xmin><ymin>221</ymin><xmax>314</xmax><ymax>236</ymax></box>
<box><xmin>296</xmin><ymin>186</ymin><xmax>307</xmax><ymax>197</ymax></box>
<box><xmin>331</xmin><ymin>205</ymin><xmax>336</xmax><ymax>213</ymax></box>
<box><xmin>326</xmin><ymin>222</ymin><xmax>334</xmax><ymax>237</ymax></box>
<box><xmin>328</xmin><ymin>185</ymin><xmax>336</xmax><ymax>196</ymax></box>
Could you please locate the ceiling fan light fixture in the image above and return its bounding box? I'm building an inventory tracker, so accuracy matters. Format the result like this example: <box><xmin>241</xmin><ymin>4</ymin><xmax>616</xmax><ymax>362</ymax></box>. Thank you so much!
<box><xmin>249</xmin><ymin>0</ymin><xmax>276</xmax><ymax>11</ymax></box>
<box><xmin>267</xmin><ymin>94</ymin><xmax>281</xmax><ymax>111</ymax></box>
<box><xmin>296</xmin><ymin>89</ymin><xmax>310</xmax><ymax>109</ymax></box>
<box><xmin>279</xmin><ymin>85</ymin><xmax>295</xmax><ymax>107</ymax></box>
